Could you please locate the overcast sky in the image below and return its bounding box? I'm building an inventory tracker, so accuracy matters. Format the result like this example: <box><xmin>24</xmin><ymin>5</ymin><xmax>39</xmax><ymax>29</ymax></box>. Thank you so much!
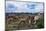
<box><xmin>6</xmin><ymin>1</ymin><xmax>44</xmax><ymax>13</ymax></box>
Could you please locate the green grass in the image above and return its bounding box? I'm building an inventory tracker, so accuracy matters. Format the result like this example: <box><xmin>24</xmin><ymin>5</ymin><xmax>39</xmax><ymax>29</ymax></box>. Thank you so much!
<box><xmin>36</xmin><ymin>16</ymin><xmax>44</xmax><ymax>28</ymax></box>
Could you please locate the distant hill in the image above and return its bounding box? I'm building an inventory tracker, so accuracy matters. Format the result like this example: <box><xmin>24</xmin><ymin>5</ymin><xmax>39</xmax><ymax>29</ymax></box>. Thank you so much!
<box><xmin>5</xmin><ymin>13</ymin><xmax>44</xmax><ymax>16</ymax></box>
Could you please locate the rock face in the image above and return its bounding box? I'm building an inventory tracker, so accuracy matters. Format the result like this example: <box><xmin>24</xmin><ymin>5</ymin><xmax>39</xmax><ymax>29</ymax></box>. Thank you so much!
<box><xmin>5</xmin><ymin>14</ymin><xmax>42</xmax><ymax>30</ymax></box>
<box><xmin>6</xmin><ymin>15</ymin><xmax>36</xmax><ymax>30</ymax></box>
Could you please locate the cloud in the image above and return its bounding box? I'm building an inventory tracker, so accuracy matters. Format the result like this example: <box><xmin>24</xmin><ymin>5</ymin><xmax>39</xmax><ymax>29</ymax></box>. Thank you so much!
<box><xmin>6</xmin><ymin>1</ymin><xmax>44</xmax><ymax>13</ymax></box>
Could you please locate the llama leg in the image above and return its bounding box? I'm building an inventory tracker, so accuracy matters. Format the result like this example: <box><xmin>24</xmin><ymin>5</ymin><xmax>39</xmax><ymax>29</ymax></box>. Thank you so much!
<box><xmin>29</xmin><ymin>20</ymin><xmax>31</xmax><ymax>24</ymax></box>
<box><xmin>34</xmin><ymin>20</ymin><xmax>36</xmax><ymax>24</ymax></box>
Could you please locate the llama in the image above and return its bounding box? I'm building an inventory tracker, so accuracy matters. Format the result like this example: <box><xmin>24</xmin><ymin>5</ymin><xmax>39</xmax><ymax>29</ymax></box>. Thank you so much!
<box><xmin>34</xmin><ymin>13</ymin><xmax>41</xmax><ymax>24</ymax></box>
